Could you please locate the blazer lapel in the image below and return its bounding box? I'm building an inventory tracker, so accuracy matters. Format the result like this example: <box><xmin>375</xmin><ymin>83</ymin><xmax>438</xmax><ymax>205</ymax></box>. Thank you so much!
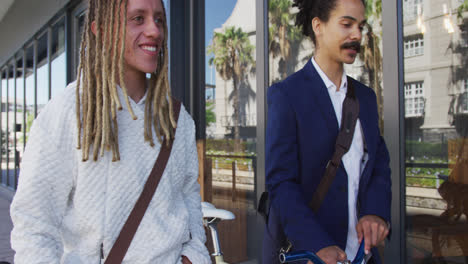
<box><xmin>354</xmin><ymin>80</ymin><xmax>376</xmax><ymax>164</ymax></box>
<box><xmin>302</xmin><ymin>60</ymin><xmax>339</xmax><ymax>134</ymax></box>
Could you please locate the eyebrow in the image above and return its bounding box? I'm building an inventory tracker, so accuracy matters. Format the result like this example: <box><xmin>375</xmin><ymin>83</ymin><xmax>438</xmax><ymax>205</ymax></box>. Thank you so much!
<box><xmin>340</xmin><ymin>16</ymin><xmax>367</xmax><ymax>24</ymax></box>
<box><xmin>128</xmin><ymin>9</ymin><xmax>164</xmax><ymax>16</ymax></box>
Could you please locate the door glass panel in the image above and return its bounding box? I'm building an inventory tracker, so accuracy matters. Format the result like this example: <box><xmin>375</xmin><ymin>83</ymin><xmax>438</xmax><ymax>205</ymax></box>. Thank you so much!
<box><xmin>205</xmin><ymin>0</ymin><xmax>261</xmax><ymax>262</ymax></box>
<box><xmin>404</xmin><ymin>0</ymin><xmax>468</xmax><ymax>263</ymax></box>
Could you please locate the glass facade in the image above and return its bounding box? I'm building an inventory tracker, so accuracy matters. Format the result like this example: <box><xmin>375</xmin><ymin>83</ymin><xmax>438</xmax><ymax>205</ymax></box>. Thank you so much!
<box><xmin>0</xmin><ymin>14</ymin><xmax>73</xmax><ymax>190</ymax></box>
<box><xmin>204</xmin><ymin>1</ymin><xmax>262</xmax><ymax>262</ymax></box>
<box><xmin>404</xmin><ymin>0</ymin><xmax>468</xmax><ymax>263</ymax></box>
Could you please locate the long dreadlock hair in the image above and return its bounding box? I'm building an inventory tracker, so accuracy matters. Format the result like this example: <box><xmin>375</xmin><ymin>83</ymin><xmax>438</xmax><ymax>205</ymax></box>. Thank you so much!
<box><xmin>76</xmin><ymin>0</ymin><xmax>176</xmax><ymax>162</ymax></box>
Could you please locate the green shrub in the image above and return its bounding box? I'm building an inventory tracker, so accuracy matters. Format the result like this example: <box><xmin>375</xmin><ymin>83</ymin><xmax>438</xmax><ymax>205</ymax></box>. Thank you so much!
<box><xmin>406</xmin><ymin>140</ymin><xmax>448</xmax><ymax>160</ymax></box>
<box><xmin>206</xmin><ymin>139</ymin><xmax>256</xmax><ymax>154</ymax></box>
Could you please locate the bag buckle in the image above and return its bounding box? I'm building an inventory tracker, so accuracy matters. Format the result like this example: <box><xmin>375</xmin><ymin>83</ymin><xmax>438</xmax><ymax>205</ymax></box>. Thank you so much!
<box><xmin>280</xmin><ymin>240</ymin><xmax>292</xmax><ymax>254</ymax></box>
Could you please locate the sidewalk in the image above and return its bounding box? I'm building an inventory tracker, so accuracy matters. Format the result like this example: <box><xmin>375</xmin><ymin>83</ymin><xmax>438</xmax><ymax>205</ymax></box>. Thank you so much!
<box><xmin>0</xmin><ymin>186</ymin><xmax>14</xmax><ymax>263</ymax></box>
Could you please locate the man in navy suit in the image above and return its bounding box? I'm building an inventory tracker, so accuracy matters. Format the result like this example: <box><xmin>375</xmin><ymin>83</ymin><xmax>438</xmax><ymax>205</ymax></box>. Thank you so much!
<box><xmin>263</xmin><ymin>0</ymin><xmax>391</xmax><ymax>263</ymax></box>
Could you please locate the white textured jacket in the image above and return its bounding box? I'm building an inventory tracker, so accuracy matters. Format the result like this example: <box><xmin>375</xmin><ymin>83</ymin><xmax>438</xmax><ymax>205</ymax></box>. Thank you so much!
<box><xmin>10</xmin><ymin>81</ymin><xmax>211</xmax><ymax>264</ymax></box>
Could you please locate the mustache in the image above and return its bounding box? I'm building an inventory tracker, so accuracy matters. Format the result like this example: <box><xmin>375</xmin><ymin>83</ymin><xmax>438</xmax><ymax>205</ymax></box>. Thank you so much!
<box><xmin>341</xmin><ymin>41</ymin><xmax>361</xmax><ymax>52</ymax></box>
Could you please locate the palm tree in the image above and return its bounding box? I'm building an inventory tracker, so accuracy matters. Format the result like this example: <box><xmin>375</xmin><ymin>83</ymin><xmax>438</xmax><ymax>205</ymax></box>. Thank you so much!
<box><xmin>458</xmin><ymin>0</ymin><xmax>468</xmax><ymax>18</ymax></box>
<box><xmin>268</xmin><ymin>0</ymin><xmax>304</xmax><ymax>82</ymax></box>
<box><xmin>207</xmin><ymin>26</ymin><xmax>254</xmax><ymax>151</ymax></box>
<box><xmin>360</xmin><ymin>0</ymin><xmax>384</xmax><ymax>133</ymax></box>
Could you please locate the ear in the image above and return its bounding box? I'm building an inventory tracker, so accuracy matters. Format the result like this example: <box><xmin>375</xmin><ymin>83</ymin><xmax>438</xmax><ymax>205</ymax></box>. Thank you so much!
<box><xmin>91</xmin><ymin>21</ymin><xmax>97</xmax><ymax>36</ymax></box>
<box><xmin>311</xmin><ymin>17</ymin><xmax>321</xmax><ymax>37</ymax></box>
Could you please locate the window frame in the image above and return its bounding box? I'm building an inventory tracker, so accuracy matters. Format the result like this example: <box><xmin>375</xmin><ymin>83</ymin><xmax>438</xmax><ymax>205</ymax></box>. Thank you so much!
<box><xmin>404</xmin><ymin>81</ymin><xmax>425</xmax><ymax>117</ymax></box>
<box><xmin>404</xmin><ymin>34</ymin><xmax>424</xmax><ymax>57</ymax></box>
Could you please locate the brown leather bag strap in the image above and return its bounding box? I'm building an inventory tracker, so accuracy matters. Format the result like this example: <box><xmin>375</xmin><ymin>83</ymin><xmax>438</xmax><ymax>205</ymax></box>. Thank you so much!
<box><xmin>309</xmin><ymin>77</ymin><xmax>360</xmax><ymax>212</ymax></box>
<box><xmin>104</xmin><ymin>98</ymin><xmax>182</xmax><ymax>264</ymax></box>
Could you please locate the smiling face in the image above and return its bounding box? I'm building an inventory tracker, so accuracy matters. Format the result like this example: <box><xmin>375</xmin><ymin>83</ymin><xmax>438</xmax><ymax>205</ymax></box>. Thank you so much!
<box><xmin>313</xmin><ymin>0</ymin><xmax>366</xmax><ymax>65</ymax></box>
<box><xmin>123</xmin><ymin>0</ymin><xmax>165</xmax><ymax>77</ymax></box>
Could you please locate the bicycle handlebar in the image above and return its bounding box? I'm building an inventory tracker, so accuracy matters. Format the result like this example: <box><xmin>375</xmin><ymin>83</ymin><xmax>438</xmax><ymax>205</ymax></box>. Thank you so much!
<box><xmin>279</xmin><ymin>250</ymin><xmax>326</xmax><ymax>264</ymax></box>
<box><xmin>279</xmin><ymin>239</ymin><xmax>366</xmax><ymax>264</ymax></box>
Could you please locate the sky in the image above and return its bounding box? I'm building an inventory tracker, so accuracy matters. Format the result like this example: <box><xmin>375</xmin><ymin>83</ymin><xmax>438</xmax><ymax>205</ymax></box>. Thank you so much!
<box><xmin>204</xmin><ymin>0</ymin><xmax>237</xmax><ymax>86</ymax></box>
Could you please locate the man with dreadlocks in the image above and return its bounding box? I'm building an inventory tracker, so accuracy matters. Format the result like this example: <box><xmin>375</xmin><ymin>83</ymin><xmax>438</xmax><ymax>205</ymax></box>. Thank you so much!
<box><xmin>263</xmin><ymin>0</ymin><xmax>391</xmax><ymax>263</ymax></box>
<box><xmin>10</xmin><ymin>0</ymin><xmax>210</xmax><ymax>263</ymax></box>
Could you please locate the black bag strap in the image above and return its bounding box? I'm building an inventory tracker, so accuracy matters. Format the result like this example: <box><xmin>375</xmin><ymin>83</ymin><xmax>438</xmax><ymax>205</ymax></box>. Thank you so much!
<box><xmin>309</xmin><ymin>76</ymin><xmax>360</xmax><ymax>212</ymax></box>
<box><xmin>104</xmin><ymin>98</ymin><xmax>182</xmax><ymax>264</ymax></box>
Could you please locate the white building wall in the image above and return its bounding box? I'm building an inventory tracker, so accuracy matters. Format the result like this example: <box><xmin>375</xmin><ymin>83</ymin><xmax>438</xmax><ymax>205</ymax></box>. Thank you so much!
<box><xmin>403</xmin><ymin>0</ymin><xmax>467</xmax><ymax>136</ymax></box>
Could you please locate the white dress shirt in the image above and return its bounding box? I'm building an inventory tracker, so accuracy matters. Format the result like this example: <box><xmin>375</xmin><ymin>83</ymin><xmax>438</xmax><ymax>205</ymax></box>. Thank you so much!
<box><xmin>311</xmin><ymin>57</ymin><xmax>367</xmax><ymax>263</ymax></box>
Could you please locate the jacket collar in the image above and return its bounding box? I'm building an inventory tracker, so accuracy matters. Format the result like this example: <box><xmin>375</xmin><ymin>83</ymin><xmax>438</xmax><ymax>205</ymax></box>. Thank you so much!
<box><xmin>302</xmin><ymin>60</ymin><xmax>340</xmax><ymax>134</ymax></box>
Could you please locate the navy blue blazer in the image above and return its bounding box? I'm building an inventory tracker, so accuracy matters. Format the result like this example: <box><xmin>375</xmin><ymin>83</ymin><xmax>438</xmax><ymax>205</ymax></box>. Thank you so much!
<box><xmin>263</xmin><ymin>61</ymin><xmax>391</xmax><ymax>264</ymax></box>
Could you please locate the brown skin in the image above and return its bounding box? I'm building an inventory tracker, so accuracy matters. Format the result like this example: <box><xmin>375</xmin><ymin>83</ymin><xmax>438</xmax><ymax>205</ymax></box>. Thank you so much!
<box><xmin>314</xmin><ymin>245</ymin><xmax>347</xmax><ymax>264</ymax></box>
<box><xmin>356</xmin><ymin>215</ymin><xmax>389</xmax><ymax>254</ymax></box>
<box><xmin>91</xmin><ymin>0</ymin><xmax>165</xmax><ymax>103</ymax></box>
<box><xmin>307</xmin><ymin>0</ymin><xmax>389</xmax><ymax>263</ymax></box>
<box><xmin>312</xmin><ymin>0</ymin><xmax>366</xmax><ymax>90</ymax></box>
<box><xmin>182</xmin><ymin>255</ymin><xmax>192</xmax><ymax>264</ymax></box>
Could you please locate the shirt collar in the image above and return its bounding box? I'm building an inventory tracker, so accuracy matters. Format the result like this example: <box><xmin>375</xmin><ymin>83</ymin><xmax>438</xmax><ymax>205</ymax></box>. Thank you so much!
<box><xmin>311</xmin><ymin>57</ymin><xmax>348</xmax><ymax>94</ymax></box>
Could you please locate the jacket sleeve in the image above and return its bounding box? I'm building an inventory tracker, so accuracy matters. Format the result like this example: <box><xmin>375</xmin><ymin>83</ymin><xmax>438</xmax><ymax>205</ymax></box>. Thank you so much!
<box><xmin>10</xmin><ymin>110</ymin><xmax>76</xmax><ymax>264</ymax></box>
<box><xmin>179</xmin><ymin>108</ymin><xmax>211</xmax><ymax>264</ymax></box>
<box><xmin>266</xmin><ymin>83</ymin><xmax>336</xmax><ymax>253</ymax></box>
<box><xmin>359</xmin><ymin>92</ymin><xmax>392</xmax><ymax>225</ymax></box>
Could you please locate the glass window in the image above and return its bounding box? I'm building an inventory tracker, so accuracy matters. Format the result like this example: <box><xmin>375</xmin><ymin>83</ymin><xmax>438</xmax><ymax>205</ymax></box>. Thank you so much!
<box><xmin>36</xmin><ymin>33</ymin><xmax>49</xmax><ymax>114</ymax></box>
<box><xmin>72</xmin><ymin>6</ymin><xmax>86</xmax><ymax>80</ymax></box>
<box><xmin>205</xmin><ymin>0</ymin><xmax>260</xmax><ymax>262</ymax></box>
<box><xmin>268</xmin><ymin>0</ymin><xmax>310</xmax><ymax>85</ymax></box>
<box><xmin>404</xmin><ymin>0</ymin><xmax>423</xmax><ymax>23</ymax></box>
<box><xmin>404</xmin><ymin>1</ymin><xmax>468</xmax><ymax>263</ymax></box>
<box><xmin>24</xmin><ymin>45</ymin><xmax>35</xmax><ymax>147</ymax></box>
<box><xmin>1</xmin><ymin>69</ymin><xmax>6</xmax><ymax>186</ymax></box>
<box><xmin>461</xmin><ymin>79</ymin><xmax>468</xmax><ymax>114</ymax></box>
<box><xmin>7</xmin><ymin>64</ymin><xmax>14</xmax><ymax>187</ymax></box>
<box><xmin>14</xmin><ymin>53</ymin><xmax>24</xmax><ymax>186</ymax></box>
<box><xmin>461</xmin><ymin>26</ymin><xmax>468</xmax><ymax>48</ymax></box>
<box><xmin>405</xmin><ymin>82</ymin><xmax>425</xmax><ymax>117</ymax></box>
<box><xmin>404</xmin><ymin>34</ymin><xmax>424</xmax><ymax>57</ymax></box>
<box><xmin>51</xmin><ymin>18</ymin><xmax>67</xmax><ymax>97</ymax></box>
